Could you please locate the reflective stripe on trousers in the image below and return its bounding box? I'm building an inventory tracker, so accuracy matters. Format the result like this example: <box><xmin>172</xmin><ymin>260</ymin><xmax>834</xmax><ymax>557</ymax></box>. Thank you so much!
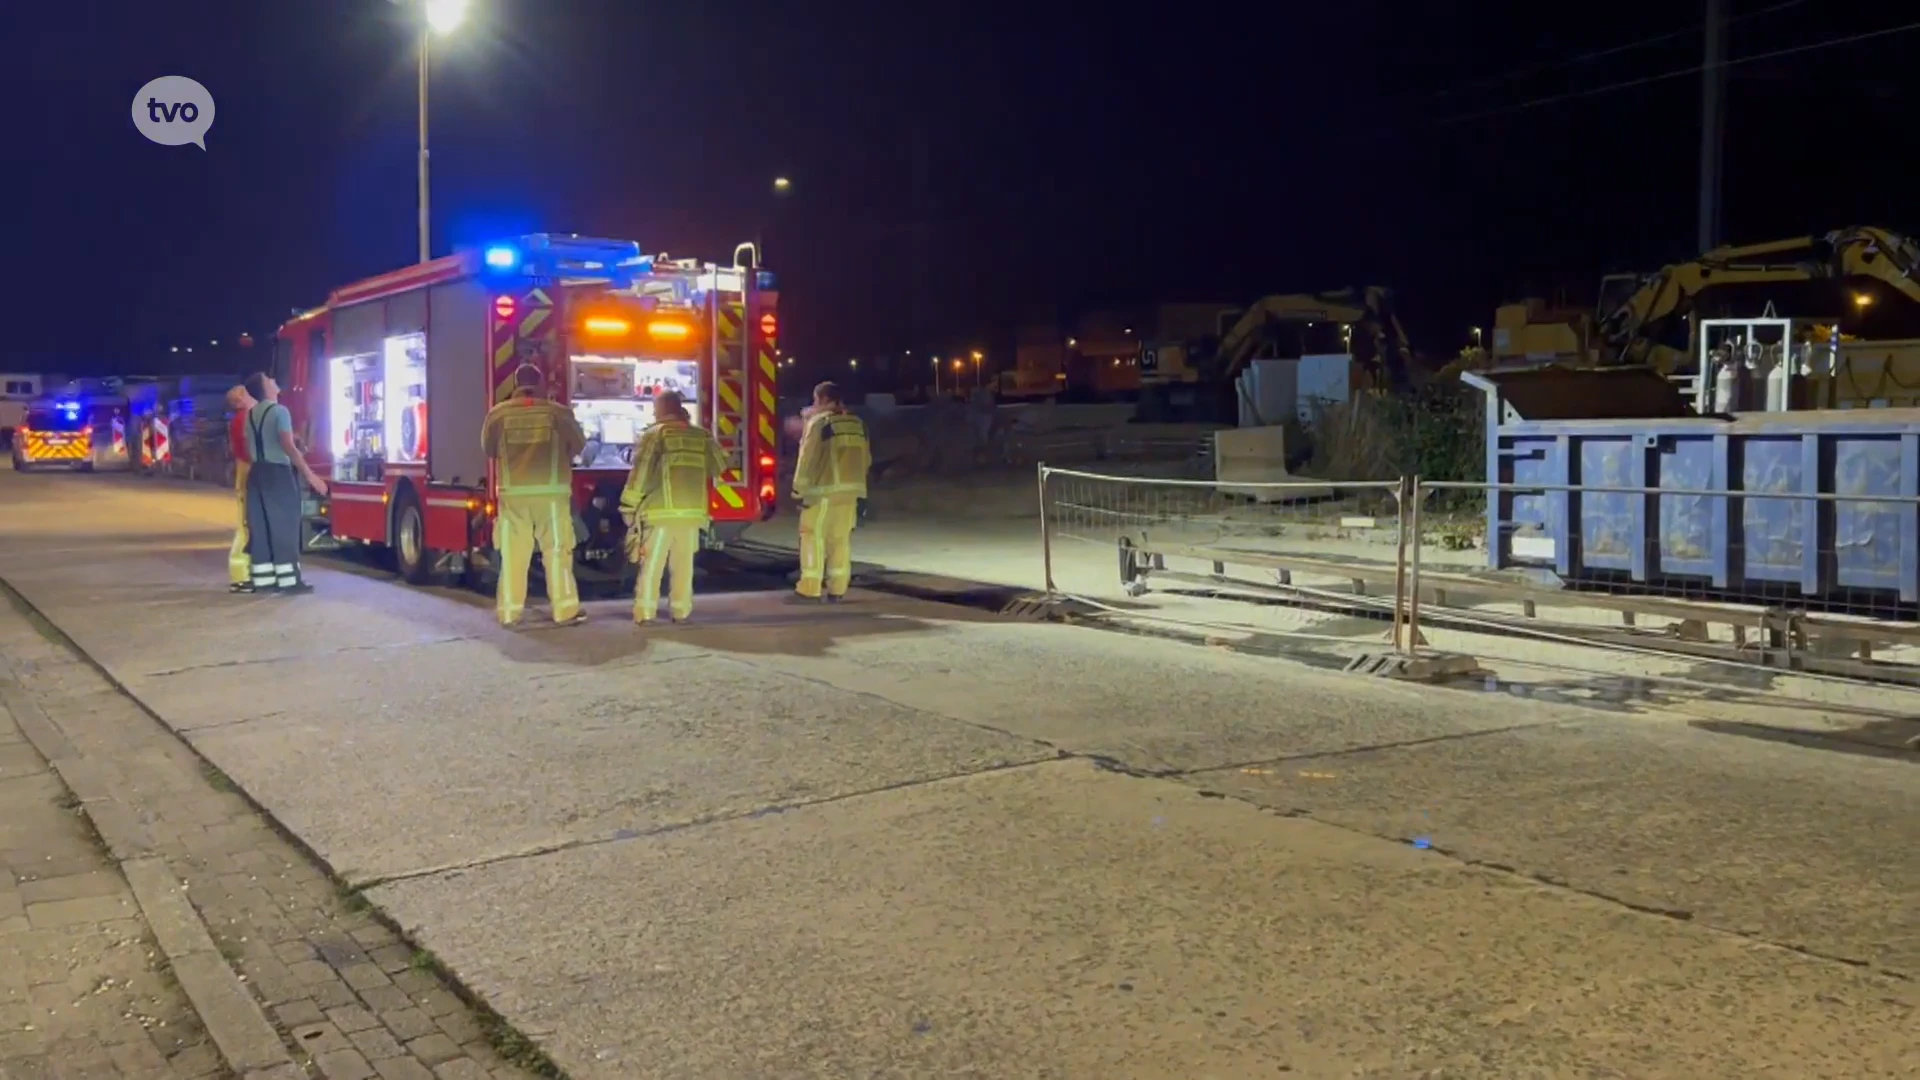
<box><xmin>795</xmin><ymin>496</ymin><xmax>858</xmax><ymax>598</ymax></box>
<box><xmin>634</xmin><ymin>520</ymin><xmax>702</xmax><ymax>622</ymax></box>
<box><xmin>495</xmin><ymin>492</ymin><xmax>581</xmax><ymax>625</ymax></box>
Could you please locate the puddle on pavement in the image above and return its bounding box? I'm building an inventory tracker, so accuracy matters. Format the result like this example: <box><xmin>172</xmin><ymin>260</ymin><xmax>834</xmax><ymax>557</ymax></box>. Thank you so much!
<box><xmin>1690</xmin><ymin>717</ymin><xmax>1920</xmax><ymax>762</ymax></box>
<box><xmin>1439</xmin><ymin>671</ymin><xmax>1919</xmax><ymax>760</ymax></box>
<box><xmin>1436</xmin><ymin>673</ymin><xmax>1709</xmax><ymax>714</ymax></box>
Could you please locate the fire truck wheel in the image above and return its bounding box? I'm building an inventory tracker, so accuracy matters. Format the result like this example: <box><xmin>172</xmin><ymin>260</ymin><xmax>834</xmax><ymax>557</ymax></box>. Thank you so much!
<box><xmin>392</xmin><ymin>489</ymin><xmax>437</xmax><ymax>586</ymax></box>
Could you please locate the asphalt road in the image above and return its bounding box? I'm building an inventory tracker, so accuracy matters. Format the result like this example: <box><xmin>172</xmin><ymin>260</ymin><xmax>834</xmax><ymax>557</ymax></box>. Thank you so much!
<box><xmin>0</xmin><ymin>464</ymin><xmax>1914</xmax><ymax>1079</ymax></box>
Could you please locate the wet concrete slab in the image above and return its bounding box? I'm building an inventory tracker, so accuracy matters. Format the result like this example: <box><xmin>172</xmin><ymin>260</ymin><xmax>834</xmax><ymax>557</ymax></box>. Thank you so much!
<box><xmin>370</xmin><ymin>759</ymin><xmax>1920</xmax><ymax>1080</ymax></box>
<box><xmin>178</xmin><ymin>639</ymin><xmax>1053</xmax><ymax>883</ymax></box>
<box><xmin>731</xmin><ymin>616</ymin><xmax>1559</xmax><ymax>774</ymax></box>
<box><xmin>1187</xmin><ymin>716</ymin><xmax>1920</xmax><ymax>976</ymax></box>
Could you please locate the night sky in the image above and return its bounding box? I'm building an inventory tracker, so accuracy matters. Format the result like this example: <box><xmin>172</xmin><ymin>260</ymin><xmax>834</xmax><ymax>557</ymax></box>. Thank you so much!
<box><xmin>10</xmin><ymin>1</ymin><xmax>1916</xmax><ymax>378</ymax></box>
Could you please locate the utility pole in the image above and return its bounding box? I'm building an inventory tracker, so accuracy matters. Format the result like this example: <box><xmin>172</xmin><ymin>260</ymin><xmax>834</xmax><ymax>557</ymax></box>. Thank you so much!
<box><xmin>1696</xmin><ymin>0</ymin><xmax>1728</xmax><ymax>254</ymax></box>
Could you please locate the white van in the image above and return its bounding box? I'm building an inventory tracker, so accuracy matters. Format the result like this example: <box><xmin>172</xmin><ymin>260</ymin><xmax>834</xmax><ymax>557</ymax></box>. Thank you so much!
<box><xmin>0</xmin><ymin>374</ymin><xmax>47</xmax><ymax>449</ymax></box>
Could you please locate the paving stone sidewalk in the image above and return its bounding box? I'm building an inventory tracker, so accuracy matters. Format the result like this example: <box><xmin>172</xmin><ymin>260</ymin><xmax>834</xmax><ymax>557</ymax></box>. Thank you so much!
<box><xmin>0</xmin><ymin>594</ymin><xmax>549</xmax><ymax>1080</ymax></box>
<box><xmin>1</xmin><ymin>693</ymin><xmax>226</xmax><ymax>1078</ymax></box>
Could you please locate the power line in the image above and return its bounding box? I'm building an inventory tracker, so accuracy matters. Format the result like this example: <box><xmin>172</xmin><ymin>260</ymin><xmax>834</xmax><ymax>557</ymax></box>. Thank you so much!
<box><xmin>1435</xmin><ymin>17</ymin><xmax>1920</xmax><ymax>126</ymax></box>
<box><xmin>1430</xmin><ymin>0</ymin><xmax>1810</xmax><ymax>102</ymax></box>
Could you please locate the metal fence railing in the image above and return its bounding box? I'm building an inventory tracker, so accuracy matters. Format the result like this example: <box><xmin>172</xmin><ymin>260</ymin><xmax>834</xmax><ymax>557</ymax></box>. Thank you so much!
<box><xmin>1408</xmin><ymin>478</ymin><xmax>1920</xmax><ymax>686</ymax></box>
<box><xmin>1036</xmin><ymin>464</ymin><xmax>1419</xmax><ymax>650</ymax></box>
<box><xmin>1037</xmin><ymin>461</ymin><xmax>1920</xmax><ymax>687</ymax></box>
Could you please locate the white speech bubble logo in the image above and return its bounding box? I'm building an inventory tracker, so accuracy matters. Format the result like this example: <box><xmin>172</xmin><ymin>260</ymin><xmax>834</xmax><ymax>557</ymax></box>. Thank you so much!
<box><xmin>132</xmin><ymin>76</ymin><xmax>215</xmax><ymax>150</ymax></box>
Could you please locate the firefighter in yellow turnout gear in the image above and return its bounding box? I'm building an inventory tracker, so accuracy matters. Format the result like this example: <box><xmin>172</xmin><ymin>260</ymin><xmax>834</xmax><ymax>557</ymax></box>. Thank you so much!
<box><xmin>481</xmin><ymin>364</ymin><xmax>589</xmax><ymax>628</ymax></box>
<box><xmin>225</xmin><ymin>385</ymin><xmax>256</xmax><ymax>592</ymax></box>
<box><xmin>619</xmin><ymin>391</ymin><xmax>727</xmax><ymax>624</ymax></box>
<box><xmin>792</xmin><ymin>381</ymin><xmax>871</xmax><ymax>602</ymax></box>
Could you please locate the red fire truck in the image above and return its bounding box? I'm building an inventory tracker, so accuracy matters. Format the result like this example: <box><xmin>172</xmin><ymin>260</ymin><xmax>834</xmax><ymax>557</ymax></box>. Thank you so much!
<box><xmin>274</xmin><ymin>234</ymin><xmax>781</xmax><ymax>587</ymax></box>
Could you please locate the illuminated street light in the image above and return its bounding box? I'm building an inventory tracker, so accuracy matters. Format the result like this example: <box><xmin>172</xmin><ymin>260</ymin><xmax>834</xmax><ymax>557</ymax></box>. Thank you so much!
<box><xmin>773</xmin><ymin>176</ymin><xmax>792</xmax><ymax>194</ymax></box>
<box><xmin>1066</xmin><ymin>338</ymin><xmax>1077</xmax><ymax>348</ymax></box>
<box><xmin>210</xmin><ymin>339</ymin><xmax>220</xmax><ymax>346</ymax></box>
<box><xmin>849</xmin><ymin>358</ymin><xmax>859</xmax><ymax>370</ymax></box>
<box><xmin>425</xmin><ymin>0</ymin><xmax>468</xmax><ymax>34</ymax></box>
<box><xmin>1854</xmin><ymin>292</ymin><xmax>1876</xmax><ymax>310</ymax></box>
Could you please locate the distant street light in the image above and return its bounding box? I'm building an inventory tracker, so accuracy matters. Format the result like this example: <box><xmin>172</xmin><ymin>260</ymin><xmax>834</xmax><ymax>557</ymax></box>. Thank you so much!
<box><xmin>1854</xmin><ymin>292</ymin><xmax>1875</xmax><ymax>310</ymax></box>
<box><xmin>773</xmin><ymin>176</ymin><xmax>792</xmax><ymax>194</ymax></box>
<box><xmin>393</xmin><ymin>0</ymin><xmax>470</xmax><ymax>263</ymax></box>
<box><xmin>848</xmin><ymin>358</ymin><xmax>859</xmax><ymax>370</ymax></box>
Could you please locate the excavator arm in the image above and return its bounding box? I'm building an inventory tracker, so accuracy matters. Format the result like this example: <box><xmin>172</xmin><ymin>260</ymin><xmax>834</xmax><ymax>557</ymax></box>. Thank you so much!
<box><xmin>1212</xmin><ymin>286</ymin><xmax>1417</xmax><ymax>391</ymax></box>
<box><xmin>1599</xmin><ymin>227</ymin><xmax>1920</xmax><ymax>370</ymax></box>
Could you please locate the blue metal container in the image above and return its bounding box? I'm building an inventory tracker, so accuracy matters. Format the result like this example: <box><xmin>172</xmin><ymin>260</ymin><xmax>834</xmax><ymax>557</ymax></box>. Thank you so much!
<box><xmin>1464</xmin><ymin>369</ymin><xmax>1920</xmax><ymax>605</ymax></box>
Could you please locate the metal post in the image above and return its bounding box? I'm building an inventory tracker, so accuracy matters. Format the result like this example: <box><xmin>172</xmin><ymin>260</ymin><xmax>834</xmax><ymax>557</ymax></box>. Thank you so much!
<box><xmin>1696</xmin><ymin>0</ymin><xmax>1728</xmax><ymax>254</ymax></box>
<box><xmin>1391</xmin><ymin>477</ymin><xmax>1410</xmax><ymax>653</ymax></box>
<box><xmin>1037</xmin><ymin>463</ymin><xmax>1055</xmax><ymax>594</ymax></box>
<box><xmin>417</xmin><ymin>25</ymin><xmax>431</xmax><ymax>264</ymax></box>
<box><xmin>1407</xmin><ymin>476</ymin><xmax>1424</xmax><ymax>652</ymax></box>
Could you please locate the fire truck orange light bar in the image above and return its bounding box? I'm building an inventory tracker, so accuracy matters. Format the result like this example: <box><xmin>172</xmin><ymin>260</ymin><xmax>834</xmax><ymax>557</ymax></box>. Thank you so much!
<box><xmin>646</xmin><ymin>320</ymin><xmax>691</xmax><ymax>340</ymax></box>
<box><xmin>584</xmin><ymin>316</ymin><xmax>632</xmax><ymax>336</ymax></box>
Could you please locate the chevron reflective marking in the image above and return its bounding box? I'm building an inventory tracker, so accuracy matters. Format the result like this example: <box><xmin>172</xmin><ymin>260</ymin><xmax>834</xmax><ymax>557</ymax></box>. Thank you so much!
<box><xmin>757</xmin><ymin>416</ymin><xmax>777</xmax><ymax>446</ymax></box>
<box><xmin>758</xmin><ymin>351</ymin><xmax>777</xmax><ymax>381</ymax></box>
<box><xmin>757</xmin><ymin>383</ymin><xmax>777</xmax><ymax>412</ymax></box>
<box><xmin>717</xmin><ymin>415</ymin><xmax>738</xmax><ymax>436</ymax></box>
<box><xmin>716</xmin><ymin>378</ymin><xmax>742</xmax><ymax>412</ymax></box>
<box><xmin>23</xmin><ymin>438</ymin><xmax>89</xmax><ymax>462</ymax></box>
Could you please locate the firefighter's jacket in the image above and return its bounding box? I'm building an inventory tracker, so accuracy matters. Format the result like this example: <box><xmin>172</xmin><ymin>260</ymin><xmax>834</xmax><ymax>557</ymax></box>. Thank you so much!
<box><xmin>620</xmin><ymin>418</ymin><xmax>728</xmax><ymax>524</ymax></box>
<box><xmin>481</xmin><ymin>392</ymin><xmax>587</xmax><ymax>496</ymax></box>
<box><xmin>792</xmin><ymin>408</ymin><xmax>871</xmax><ymax>503</ymax></box>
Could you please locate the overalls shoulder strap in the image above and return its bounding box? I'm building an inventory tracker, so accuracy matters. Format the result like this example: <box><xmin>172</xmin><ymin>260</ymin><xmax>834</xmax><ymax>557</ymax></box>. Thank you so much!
<box><xmin>248</xmin><ymin>403</ymin><xmax>274</xmax><ymax>462</ymax></box>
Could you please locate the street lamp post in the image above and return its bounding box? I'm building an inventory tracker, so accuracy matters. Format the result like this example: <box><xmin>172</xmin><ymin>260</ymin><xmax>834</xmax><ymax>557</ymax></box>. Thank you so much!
<box><xmin>404</xmin><ymin>0</ymin><xmax>469</xmax><ymax>263</ymax></box>
<box><xmin>416</xmin><ymin>26</ymin><xmax>430</xmax><ymax>263</ymax></box>
<box><xmin>758</xmin><ymin>177</ymin><xmax>792</xmax><ymax>264</ymax></box>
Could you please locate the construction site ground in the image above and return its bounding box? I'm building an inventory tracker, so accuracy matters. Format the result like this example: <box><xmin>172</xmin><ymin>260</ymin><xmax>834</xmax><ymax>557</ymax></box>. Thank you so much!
<box><xmin>0</xmin><ymin>463</ymin><xmax>1915</xmax><ymax>1079</ymax></box>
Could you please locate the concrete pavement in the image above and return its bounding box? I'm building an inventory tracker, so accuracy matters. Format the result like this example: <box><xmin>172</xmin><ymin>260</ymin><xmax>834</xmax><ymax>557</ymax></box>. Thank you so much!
<box><xmin>0</xmin><ymin>466</ymin><xmax>1915</xmax><ymax>1078</ymax></box>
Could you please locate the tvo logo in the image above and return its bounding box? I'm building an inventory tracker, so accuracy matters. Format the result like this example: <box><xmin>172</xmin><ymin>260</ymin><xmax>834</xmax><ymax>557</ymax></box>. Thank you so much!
<box><xmin>132</xmin><ymin>76</ymin><xmax>215</xmax><ymax>150</ymax></box>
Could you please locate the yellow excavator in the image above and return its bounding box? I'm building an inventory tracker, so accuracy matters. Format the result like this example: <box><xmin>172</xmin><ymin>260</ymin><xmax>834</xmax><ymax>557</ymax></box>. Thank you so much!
<box><xmin>1136</xmin><ymin>287</ymin><xmax>1418</xmax><ymax>421</ymax></box>
<box><xmin>1447</xmin><ymin>226</ymin><xmax>1920</xmax><ymax>385</ymax></box>
<box><xmin>1597</xmin><ymin>225</ymin><xmax>1920</xmax><ymax>372</ymax></box>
